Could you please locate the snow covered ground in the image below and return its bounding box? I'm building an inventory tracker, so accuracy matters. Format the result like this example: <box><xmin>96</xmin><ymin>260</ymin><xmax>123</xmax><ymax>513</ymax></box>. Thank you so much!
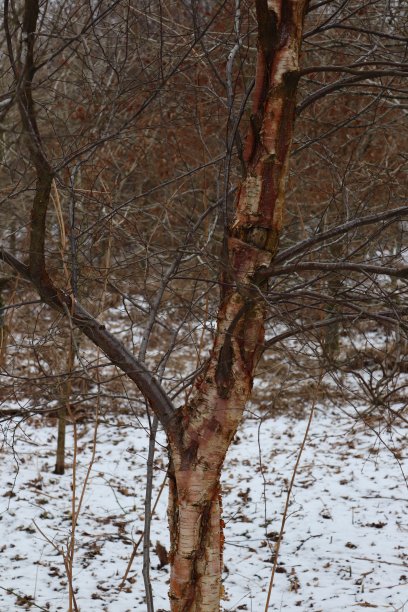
<box><xmin>0</xmin><ymin>405</ymin><xmax>406</xmax><ymax>611</ymax></box>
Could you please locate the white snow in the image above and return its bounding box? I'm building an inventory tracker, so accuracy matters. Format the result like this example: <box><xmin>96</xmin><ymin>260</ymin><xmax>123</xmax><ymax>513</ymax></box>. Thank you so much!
<box><xmin>0</xmin><ymin>405</ymin><xmax>406</xmax><ymax>611</ymax></box>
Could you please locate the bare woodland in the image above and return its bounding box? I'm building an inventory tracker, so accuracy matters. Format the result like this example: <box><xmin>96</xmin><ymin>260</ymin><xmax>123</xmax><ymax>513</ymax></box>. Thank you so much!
<box><xmin>0</xmin><ymin>0</ymin><xmax>407</xmax><ymax>610</ymax></box>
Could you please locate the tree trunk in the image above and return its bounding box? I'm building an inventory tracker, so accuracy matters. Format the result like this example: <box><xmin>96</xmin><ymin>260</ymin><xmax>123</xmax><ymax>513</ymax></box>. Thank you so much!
<box><xmin>168</xmin><ymin>464</ymin><xmax>223</xmax><ymax>611</ymax></box>
<box><xmin>167</xmin><ymin>295</ymin><xmax>264</xmax><ymax>610</ymax></box>
<box><xmin>55</xmin><ymin>334</ymin><xmax>75</xmax><ymax>475</ymax></box>
<box><xmin>54</xmin><ymin>404</ymin><xmax>67</xmax><ymax>475</ymax></box>
<box><xmin>167</xmin><ymin>1</ymin><xmax>308</xmax><ymax>608</ymax></box>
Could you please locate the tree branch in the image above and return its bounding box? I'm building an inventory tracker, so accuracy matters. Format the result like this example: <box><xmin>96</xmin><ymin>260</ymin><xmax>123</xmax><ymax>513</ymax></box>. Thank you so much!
<box><xmin>298</xmin><ymin>63</ymin><xmax>408</xmax><ymax>77</ymax></box>
<box><xmin>261</xmin><ymin>261</ymin><xmax>408</xmax><ymax>279</ymax></box>
<box><xmin>0</xmin><ymin>248</ymin><xmax>178</xmax><ymax>438</ymax></box>
<box><xmin>297</xmin><ymin>69</ymin><xmax>408</xmax><ymax>115</ymax></box>
<box><xmin>304</xmin><ymin>22</ymin><xmax>408</xmax><ymax>43</ymax></box>
<box><xmin>264</xmin><ymin>306</ymin><xmax>408</xmax><ymax>349</ymax></box>
<box><xmin>273</xmin><ymin>206</ymin><xmax>408</xmax><ymax>266</ymax></box>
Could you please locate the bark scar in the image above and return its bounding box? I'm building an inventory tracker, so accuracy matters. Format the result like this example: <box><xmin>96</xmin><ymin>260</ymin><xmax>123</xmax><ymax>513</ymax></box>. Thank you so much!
<box><xmin>215</xmin><ymin>303</ymin><xmax>252</xmax><ymax>399</ymax></box>
<box><xmin>215</xmin><ymin>336</ymin><xmax>233</xmax><ymax>399</ymax></box>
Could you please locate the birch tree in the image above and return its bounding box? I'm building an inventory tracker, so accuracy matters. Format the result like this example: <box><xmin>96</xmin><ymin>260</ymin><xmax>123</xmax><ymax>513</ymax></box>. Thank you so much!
<box><xmin>0</xmin><ymin>0</ymin><xmax>407</xmax><ymax>610</ymax></box>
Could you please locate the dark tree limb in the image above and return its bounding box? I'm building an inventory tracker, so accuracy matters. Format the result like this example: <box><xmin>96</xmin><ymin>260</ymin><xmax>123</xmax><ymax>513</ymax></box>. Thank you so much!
<box><xmin>297</xmin><ymin>69</ymin><xmax>408</xmax><ymax>115</ymax></box>
<box><xmin>259</xmin><ymin>261</ymin><xmax>408</xmax><ymax>279</ymax></box>
<box><xmin>305</xmin><ymin>22</ymin><xmax>408</xmax><ymax>42</ymax></box>
<box><xmin>274</xmin><ymin>206</ymin><xmax>408</xmax><ymax>266</ymax></box>
<box><xmin>0</xmin><ymin>247</ymin><xmax>178</xmax><ymax>439</ymax></box>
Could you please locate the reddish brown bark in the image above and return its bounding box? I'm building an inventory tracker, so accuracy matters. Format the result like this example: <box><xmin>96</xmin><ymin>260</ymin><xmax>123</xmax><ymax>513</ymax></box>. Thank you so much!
<box><xmin>167</xmin><ymin>3</ymin><xmax>308</xmax><ymax>608</ymax></box>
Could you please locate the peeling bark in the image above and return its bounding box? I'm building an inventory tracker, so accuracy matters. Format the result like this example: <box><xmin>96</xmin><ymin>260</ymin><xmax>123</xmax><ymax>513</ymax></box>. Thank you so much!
<box><xmin>167</xmin><ymin>1</ymin><xmax>308</xmax><ymax>609</ymax></box>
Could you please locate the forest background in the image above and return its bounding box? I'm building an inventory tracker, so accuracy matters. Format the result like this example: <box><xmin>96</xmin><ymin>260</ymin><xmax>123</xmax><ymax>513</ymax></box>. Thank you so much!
<box><xmin>0</xmin><ymin>0</ymin><xmax>407</xmax><ymax>610</ymax></box>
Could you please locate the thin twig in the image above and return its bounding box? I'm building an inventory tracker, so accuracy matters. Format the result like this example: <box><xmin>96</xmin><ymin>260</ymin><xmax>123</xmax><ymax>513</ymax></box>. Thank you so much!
<box><xmin>119</xmin><ymin>470</ymin><xmax>168</xmax><ymax>590</ymax></box>
<box><xmin>264</xmin><ymin>379</ymin><xmax>320</xmax><ymax>610</ymax></box>
<box><xmin>0</xmin><ymin>585</ymin><xmax>50</xmax><ymax>611</ymax></box>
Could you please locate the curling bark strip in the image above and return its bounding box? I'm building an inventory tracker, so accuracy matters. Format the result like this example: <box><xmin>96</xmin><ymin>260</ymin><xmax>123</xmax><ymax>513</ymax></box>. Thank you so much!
<box><xmin>167</xmin><ymin>1</ymin><xmax>308</xmax><ymax>609</ymax></box>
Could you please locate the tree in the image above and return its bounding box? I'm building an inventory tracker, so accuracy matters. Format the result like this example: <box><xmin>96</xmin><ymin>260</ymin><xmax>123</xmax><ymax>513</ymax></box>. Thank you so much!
<box><xmin>0</xmin><ymin>0</ymin><xmax>407</xmax><ymax>610</ymax></box>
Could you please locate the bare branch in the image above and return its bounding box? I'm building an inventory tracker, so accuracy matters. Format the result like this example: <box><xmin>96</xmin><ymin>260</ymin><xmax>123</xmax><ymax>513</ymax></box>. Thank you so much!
<box><xmin>274</xmin><ymin>206</ymin><xmax>408</xmax><ymax>266</ymax></box>
<box><xmin>0</xmin><ymin>248</ymin><xmax>178</xmax><ymax>437</ymax></box>
<box><xmin>297</xmin><ymin>70</ymin><xmax>408</xmax><ymax>115</ymax></box>
<box><xmin>305</xmin><ymin>22</ymin><xmax>408</xmax><ymax>43</ymax></box>
<box><xmin>263</xmin><ymin>261</ymin><xmax>408</xmax><ymax>279</ymax></box>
